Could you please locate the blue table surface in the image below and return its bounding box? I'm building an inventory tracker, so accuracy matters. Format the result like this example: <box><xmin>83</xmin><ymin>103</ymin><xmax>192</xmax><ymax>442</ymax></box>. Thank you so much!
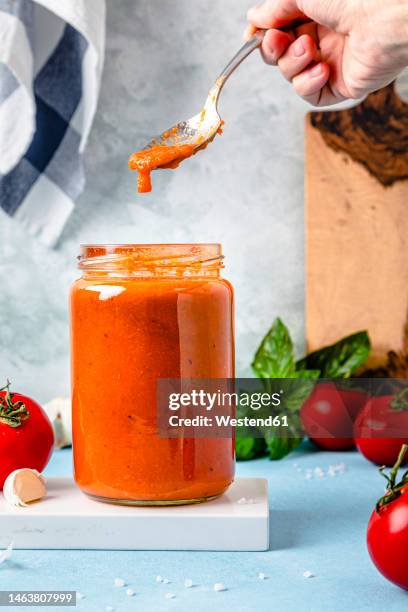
<box><xmin>1</xmin><ymin>443</ymin><xmax>408</xmax><ymax>612</ymax></box>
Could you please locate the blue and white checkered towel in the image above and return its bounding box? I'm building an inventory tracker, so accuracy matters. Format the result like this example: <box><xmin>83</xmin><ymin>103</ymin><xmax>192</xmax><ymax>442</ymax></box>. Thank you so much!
<box><xmin>0</xmin><ymin>0</ymin><xmax>106</xmax><ymax>246</ymax></box>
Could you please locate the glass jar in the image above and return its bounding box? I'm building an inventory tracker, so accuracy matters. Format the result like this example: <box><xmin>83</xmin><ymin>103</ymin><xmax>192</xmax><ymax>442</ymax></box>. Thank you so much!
<box><xmin>70</xmin><ymin>244</ymin><xmax>235</xmax><ymax>505</ymax></box>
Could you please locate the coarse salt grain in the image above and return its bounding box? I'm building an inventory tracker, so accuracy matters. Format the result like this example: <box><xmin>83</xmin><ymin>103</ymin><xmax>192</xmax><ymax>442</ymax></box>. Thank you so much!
<box><xmin>165</xmin><ymin>593</ymin><xmax>176</xmax><ymax>599</ymax></box>
<box><xmin>184</xmin><ymin>579</ymin><xmax>193</xmax><ymax>588</ymax></box>
<box><xmin>214</xmin><ymin>583</ymin><xmax>227</xmax><ymax>592</ymax></box>
<box><xmin>126</xmin><ymin>588</ymin><xmax>135</xmax><ymax>597</ymax></box>
<box><xmin>301</xmin><ymin>463</ymin><xmax>349</xmax><ymax>480</ymax></box>
<box><xmin>303</xmin><ymin>571</ymin><xmax>315</xmax><ymax>578</ymax></box>
<box><xmin>114</xmin><ymin>578</ymin><xmax>125</xmax><ymax>588</ymax></box>
<box><xmin>163</xmin><ymin>578</ymin><xmax>170</xmax><ymax>584</ymax></box>
<box><xmin>106</xmin><ymin>607</ymin><xmax>115</xmax><ymax>612</ymax></box>
<box><xmin>0</xmin><ymin>542</ymin><xmax>13</xmax><ymax>565</ymax></box>
<box><xmin>237</xmin><ymin>497</ymin><xmax>256</xmax><ymax>505</ymax></box>
<box><xmin>258</xmin><ymin>573</ymin><xmax>267</xmax><ymax>580</ymax></box>
<box><xmin>76</xmin><ymin>592</ymin><xmax>85</xmax><ymax>600</ymax></box>
<box><xmin>156</xmin><ymin>575</ymin><xmax>163</xmax><ymax>583</ymax></box>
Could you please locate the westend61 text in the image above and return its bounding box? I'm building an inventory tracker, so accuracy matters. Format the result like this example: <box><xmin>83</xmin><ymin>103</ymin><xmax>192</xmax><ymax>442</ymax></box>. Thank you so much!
<box><xmin>168</xmin><ymin>414</ymin><xmax>289</xmax><ymax>428</ymax></box>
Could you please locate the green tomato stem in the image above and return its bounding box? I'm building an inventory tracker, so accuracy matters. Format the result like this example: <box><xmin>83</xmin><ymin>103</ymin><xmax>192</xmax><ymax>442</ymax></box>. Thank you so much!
<box><xmin>0</xmin><ymin>380</ymin><xmax>30</xmax><ymax>428</ymax></box>
<box><xmin>376</xmin><ymin>444</ymin><xmax>408</xmax><ymax>512</ymax></box>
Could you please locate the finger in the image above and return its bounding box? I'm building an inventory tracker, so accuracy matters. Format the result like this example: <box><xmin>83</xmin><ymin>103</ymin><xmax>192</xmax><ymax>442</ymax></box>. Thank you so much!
<box><xmin>315</xmin><ymin>83</ymin><xmax>347</xmax><ymax>106</ymax></box>
<box><xmin>277</xmin><ymin>34</ymin><xmax>317</xmax><ymax>81</ymax></box>
<box><xmin>292</xmin><ymin>62</ymin><xmax>330</xmax><ymax>105</ymax></box>
<box><xmin>247</xmin><ymin>0</ymin><xmax>306</xmax><ymax>29</ymax></box>
<box><xmin>260</xmin><ymin>28</ymin><xmax>293</xmax><ymax>65</ymax></box>
<box><xmin>294</xmin><ymin>20</ymin><xmax>319</xmax><ymax>45</ymax></box>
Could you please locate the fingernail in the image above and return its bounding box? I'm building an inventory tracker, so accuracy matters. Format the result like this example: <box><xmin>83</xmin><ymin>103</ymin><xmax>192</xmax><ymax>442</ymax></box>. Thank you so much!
<box><xmin>309</xmin><ymin>63</ymin><xmax>322</xmax><ymax>77</ymax></box>
<box><xmin>293</xmin><ymin>38</ymin><xmax>305</xmax><ymax>57</ymax></box>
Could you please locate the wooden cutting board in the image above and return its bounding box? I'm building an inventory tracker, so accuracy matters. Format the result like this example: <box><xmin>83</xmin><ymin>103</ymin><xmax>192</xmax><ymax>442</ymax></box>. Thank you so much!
<box><xmin>305</xmin><ymin>84</ymin><xmax>408</xmax><ymax>368</ymax></box>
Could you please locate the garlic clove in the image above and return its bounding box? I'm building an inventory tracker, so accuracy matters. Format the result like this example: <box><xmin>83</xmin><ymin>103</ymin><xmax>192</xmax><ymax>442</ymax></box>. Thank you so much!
<box><xmin>3</xmin><ymin>469</ymin><xmax>46</xmax><ymax>507</ymax></box>
<box><xmin>43</xmin><ymin>397</ymin><xmax>72</xmax><ymax>448</ymax></box>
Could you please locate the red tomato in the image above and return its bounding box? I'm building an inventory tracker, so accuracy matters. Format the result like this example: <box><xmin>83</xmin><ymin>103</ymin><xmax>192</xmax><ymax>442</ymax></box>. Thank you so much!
<box><xmin>354</xmin><ymin>395</ymin><xmax>408</xmax><ymax>466</ymax></box>
<box><xmin>367</xmin><ymin>447</ymin><xmax>408</xmax><ymax>590</ymax></box>
<box><xmin>0</xmin><ymin>383</ymin><xmax>54</xmax><ymax>488</ymax></box>
<box><xmin>300</xmin><ymin>382</ymin><xmax>367</xmax><ymax>451</ymax></box>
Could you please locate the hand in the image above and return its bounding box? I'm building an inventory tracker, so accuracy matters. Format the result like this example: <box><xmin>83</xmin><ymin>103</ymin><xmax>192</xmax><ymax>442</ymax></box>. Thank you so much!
<box><xmin>246</xmin><ymin>0</ymin><xmax>408</xmax><ymax>106</ymax></box>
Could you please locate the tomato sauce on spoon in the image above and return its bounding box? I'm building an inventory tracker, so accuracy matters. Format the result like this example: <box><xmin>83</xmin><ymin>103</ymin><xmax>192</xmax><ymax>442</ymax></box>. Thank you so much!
<box><xmin>129</xmin><ymin>143</ymin><xmax>196</xmax><ymax>193</ymax></box>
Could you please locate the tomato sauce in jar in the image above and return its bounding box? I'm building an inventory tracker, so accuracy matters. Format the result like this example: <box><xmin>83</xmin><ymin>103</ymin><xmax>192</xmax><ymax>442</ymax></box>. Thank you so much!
<box><xmin>70</xmin><ymin>244</ymin><xmax>235</xmax><ymax>505</ymax></box>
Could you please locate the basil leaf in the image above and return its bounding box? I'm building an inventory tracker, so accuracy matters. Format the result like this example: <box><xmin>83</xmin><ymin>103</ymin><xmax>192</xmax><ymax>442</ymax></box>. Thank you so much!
<box><xmin>280</xmin><ymin>377</ymin><xmax>318</xmax><ymax>413</ymax></box>
<box><xmin>295</xmin><ymin>369</ymin><xmax>321</xmax><ymax>380</ymax></box>
<box><xmin>252</xmin><ymin>318</ymin><xmax>296</xmax><ymax>378</ymax></box>
<box><xmin>263</xmin><ymin>430</ymin><xmax>303</xmax><ymax>460</ymax></box>
<box><xmin>296</xmin><ymin>331</ymin><xmax>370</xmax><ymax>379</ymax></box>
<box><xmin>236</xmin><ymin>436</ymin><xmax>267</xmax><ymax>461</ymax></box>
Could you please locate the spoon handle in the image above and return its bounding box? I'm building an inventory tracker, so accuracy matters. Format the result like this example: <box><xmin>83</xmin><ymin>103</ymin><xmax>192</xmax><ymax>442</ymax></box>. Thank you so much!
<box><xmin>209</xmin><ymin>31</ymin><xmax>265</xmax><ymax>107</ymax></box>
<box><xmin>212</xmin><ymin>20</ymin><xmax>313</xmax><ymax>106</ymax></box>
<box><xmin>217</xmin><ymin>30</ymin><xmax>265</xmax><ymax>84</ymax></box>
<box><xmin>216</xmin><ymin>19</ymin><xmax>313</xmax><ymax>90</ymax></box>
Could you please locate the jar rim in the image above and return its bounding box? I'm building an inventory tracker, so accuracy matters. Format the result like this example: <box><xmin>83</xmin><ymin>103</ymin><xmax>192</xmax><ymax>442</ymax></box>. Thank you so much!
<box><xmin>80</xmin><ymin>242</ymin><xmax>221</xmax><ymax>249</ymax></box>
<box><xmin>78</xmin><ymin>243</ymin><xmax>224</xmax><ymax>275</ymax></box>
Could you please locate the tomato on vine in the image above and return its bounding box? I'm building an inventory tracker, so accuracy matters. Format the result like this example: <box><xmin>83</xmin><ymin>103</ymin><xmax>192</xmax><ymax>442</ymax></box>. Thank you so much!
<box><xmin>354</xmin><ymin>395</ymin><xmax>408</xmax><ymax>466</ymax></box>
<box><xmin>0</xmin><ymin>381</ymin><xmax>54</xmax><ymax>488</ymax></box>
<box><xmin>367</xmin><ymin>444</ymin><xmax>408</xmax><ymax>590</ymax></box>
<box><xmin>300</xmin><ymin>382</ymin><xmax>367</xmax><ymax>450</ymax></box>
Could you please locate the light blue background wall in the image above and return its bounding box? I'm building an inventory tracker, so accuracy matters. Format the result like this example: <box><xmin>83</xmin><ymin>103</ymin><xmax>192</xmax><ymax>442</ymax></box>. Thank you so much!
<box><xmin>2</xmin><ymin>1</ymin><xmax>406</xmax><ymax>403</ymax></box>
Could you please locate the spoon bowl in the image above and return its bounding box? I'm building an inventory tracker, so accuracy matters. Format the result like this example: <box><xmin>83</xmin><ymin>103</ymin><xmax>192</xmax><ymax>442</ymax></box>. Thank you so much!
<box><xmin>129</xmin><ymin>31</ymin><xmax>265</xmax><ymax>192</ymax></box>
<box><xmin>144</xmin><ymin>30</ymin><xmax>265</xmax><ymax>153</ymax></box>
<box><xmin>144</xmin><ymin>88</ymin><xmax>223</xmax><ymax>152</ymax></box>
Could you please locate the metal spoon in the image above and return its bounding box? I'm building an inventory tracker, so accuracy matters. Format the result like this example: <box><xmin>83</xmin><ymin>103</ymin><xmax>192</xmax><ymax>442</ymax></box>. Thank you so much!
<box><xmin>144</xmin><ymin>30</ymin><xmax>266</xmax><ymax>152</ymax></box>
